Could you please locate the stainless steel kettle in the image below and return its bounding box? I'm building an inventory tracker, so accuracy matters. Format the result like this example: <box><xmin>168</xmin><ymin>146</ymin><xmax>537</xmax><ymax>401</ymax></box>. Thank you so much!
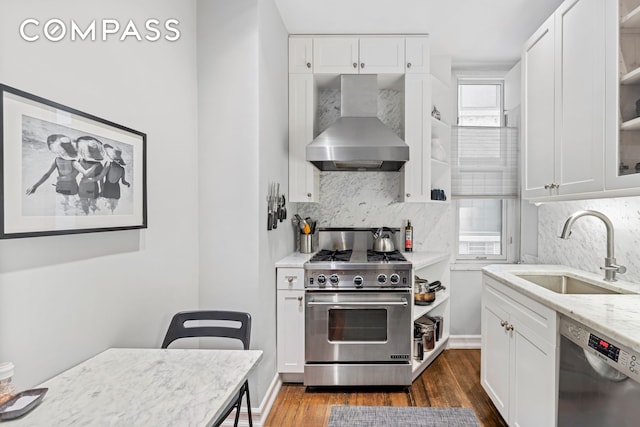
<box><xmin>372</xmin><ymin>227</ymin><xmax>395</xmax><ymax>252</ymax></box>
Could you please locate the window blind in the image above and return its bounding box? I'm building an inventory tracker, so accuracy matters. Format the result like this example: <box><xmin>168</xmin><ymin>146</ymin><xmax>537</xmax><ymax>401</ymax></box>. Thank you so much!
<box><xmin>451</xmin><ymin>126</ymin><xmax>519</xmax><ymax>198</ymax></box>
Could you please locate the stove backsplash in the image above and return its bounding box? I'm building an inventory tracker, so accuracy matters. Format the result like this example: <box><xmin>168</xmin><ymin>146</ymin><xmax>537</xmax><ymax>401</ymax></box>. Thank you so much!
<box><xmin>296</xmin><ymin>172</ymin><xmax>452</xmax><ymax>253</ymax></box>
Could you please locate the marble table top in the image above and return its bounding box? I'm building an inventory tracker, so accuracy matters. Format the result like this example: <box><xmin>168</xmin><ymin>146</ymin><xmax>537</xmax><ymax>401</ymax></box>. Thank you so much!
<box><xmin>8</xmin><ymin>348</ymin><xmax>263</xmax><ymax>426</ymax></box>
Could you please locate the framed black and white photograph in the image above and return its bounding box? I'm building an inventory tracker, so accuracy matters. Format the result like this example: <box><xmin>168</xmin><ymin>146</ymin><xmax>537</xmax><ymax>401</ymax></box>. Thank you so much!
<box><xmin>0</xmin><ymin>84</ymin><xmax>147</xmax><ymax>238</ymax></box>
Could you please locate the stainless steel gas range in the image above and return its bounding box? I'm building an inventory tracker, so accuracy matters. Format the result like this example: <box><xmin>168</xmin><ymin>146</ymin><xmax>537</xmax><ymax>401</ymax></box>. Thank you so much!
<box><xmin>304</xmin><ymin>228</ymin><xmax>413</xmax><ymax>387</ymax></box>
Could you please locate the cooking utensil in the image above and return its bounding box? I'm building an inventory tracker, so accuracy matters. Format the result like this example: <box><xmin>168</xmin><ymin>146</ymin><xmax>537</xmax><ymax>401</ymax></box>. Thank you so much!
<box><xmin>279</xmin><ymin>195</ymin><xmax>287</xmax><ymax>221</ymax></box>
<box><xmin>372</xmin><ymin>227</ymin><xmax>395</xmax><ymax>252</ymax></box>
<box><xmin>414</xmin><ymin>280</ymin><xmax>445</xmax><ymax>306</ymax></box>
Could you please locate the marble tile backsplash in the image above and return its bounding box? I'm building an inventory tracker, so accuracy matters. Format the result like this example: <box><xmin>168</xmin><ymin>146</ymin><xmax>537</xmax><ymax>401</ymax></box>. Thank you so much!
<box><xmin>296</xmin><ymin>172</ymin><xmax>452</xmax><ymax>253</ymax></box>
<box><xmin>537</xmin><ymin>196</ymin><xmax>640</xmax><ymax>283</ymax></box>
<box><xmin>296</xmin><ymin>88</ymin><xmax>452</xmax><ymax>253</ymax></box>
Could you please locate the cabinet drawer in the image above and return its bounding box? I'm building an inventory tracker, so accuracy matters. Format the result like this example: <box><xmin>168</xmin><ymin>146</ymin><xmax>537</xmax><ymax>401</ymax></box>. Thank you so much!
<box><xmin>277</xmin><ymin>268</ymin><xmax>305</xmax><ymax>290</ymax></box>
<box><xmin>483</xmin><ymin>276</ymin><xmax>557</xmax><ymax>345</ymax></box>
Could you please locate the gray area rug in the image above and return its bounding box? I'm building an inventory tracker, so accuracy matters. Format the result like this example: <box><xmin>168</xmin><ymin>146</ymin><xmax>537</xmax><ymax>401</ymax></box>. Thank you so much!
<box><xmin>328</xmin><ymin>406</ymin><xmax>481</xmax><ymax>427</ymax></box>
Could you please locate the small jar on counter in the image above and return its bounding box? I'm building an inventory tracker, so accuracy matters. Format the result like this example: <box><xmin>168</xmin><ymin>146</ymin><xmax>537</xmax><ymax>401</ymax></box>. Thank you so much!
<box><xmin>0</xmin><ymin>362</ymin><xmax>16</xmax><ymax>405</ymax></box>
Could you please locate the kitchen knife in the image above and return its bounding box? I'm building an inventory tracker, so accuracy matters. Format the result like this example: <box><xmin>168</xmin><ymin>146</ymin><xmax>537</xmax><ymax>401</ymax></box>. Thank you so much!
<box><xmin>267</xmin><ymin>182</ymin><xmax>273</xmax><ymax>231</ymax></box>
<box><xmin>273</xmin><ymin>183</ymin><xmax>280</xmax><ymax>229</ymax></box>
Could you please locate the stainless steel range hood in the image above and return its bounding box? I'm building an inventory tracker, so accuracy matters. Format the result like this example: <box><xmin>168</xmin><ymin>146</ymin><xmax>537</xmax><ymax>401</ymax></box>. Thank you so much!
<box><xmin>306</xmin><ymin>75</ymin><xmax>409</xmax><ymax>171</ymax></box>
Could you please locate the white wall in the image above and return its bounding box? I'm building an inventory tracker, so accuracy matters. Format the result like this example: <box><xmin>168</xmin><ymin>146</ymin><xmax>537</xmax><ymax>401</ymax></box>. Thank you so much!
<box><xmin>197</xmin><ymin>0</ymin><xmax>291</xmax><ymax>404</ymax></box>
<box><xmin>0</xmin><ymin>0</ymin><xmax>200</xmax><ymax>389</ymax></box>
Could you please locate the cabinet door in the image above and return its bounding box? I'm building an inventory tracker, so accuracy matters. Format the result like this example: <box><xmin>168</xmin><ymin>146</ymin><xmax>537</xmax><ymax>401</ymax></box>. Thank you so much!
<box><xmin>522</xmin><ymin>14</ymin><xmax>556</xmax><ymax>199</ymax></box>
<box><xmin>402</xmin><ymin>74</ymin><xmax>432</xmax><ymax>202</ymax></box>
<box><xmin>313</xmin><ymin>38</ymin><xmax>359</xmax><ymax>74</ymax></box>
<box><xmin>276</xmin><ymin>290</ymin><xmax>305</xmax><ymax>373</ymax></box>
<box><xmin>555</xmin><ymin>0</ymin><xmax>605</xmax><ymax>195</ymax></box>
<box><xmin>359</xmin><ymin>38</ymin><xmax>405</xmax><ymax>74</ymax></box>
<box><xmin>288</xmin><ymin>74</ymin><xmax>319</xmax><ymax>202</ymax></box>
<box><xmin>289</xmin><ymin>37</ymin><xmax>313</xmax><ymax>73</ymax></box>
<box><xmin>405</xmin><ymin>37</ymin><xmax>430</xmax><ymax>74</ymax></box>
<box><xmin>510</xmin><ymin>319</ymin><xmax>556</xmax><ymax>427</ymax></box>
<box><xmin>481</xmin><ymin>290</ymin><xmax>511</xmax><ymax>421</ymax></box>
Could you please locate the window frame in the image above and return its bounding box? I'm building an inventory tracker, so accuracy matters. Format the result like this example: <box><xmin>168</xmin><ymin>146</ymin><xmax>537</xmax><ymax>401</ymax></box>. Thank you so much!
<box><xmin>453</xmin><ymin>75</ymin><xmax>518</xmax><ymax>264</ymax></box>
<box><xmin>456</xmin><ymin>78</ymin><xmax>505</xmax><ymax>128</ymax></box>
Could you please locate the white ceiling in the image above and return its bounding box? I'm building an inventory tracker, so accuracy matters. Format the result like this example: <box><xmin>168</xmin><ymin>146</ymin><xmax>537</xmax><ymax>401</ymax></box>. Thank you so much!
<box><xmin>273</xmin><ymin>0</ymin><xmax>564</xmax><ymax>69</ymax></box>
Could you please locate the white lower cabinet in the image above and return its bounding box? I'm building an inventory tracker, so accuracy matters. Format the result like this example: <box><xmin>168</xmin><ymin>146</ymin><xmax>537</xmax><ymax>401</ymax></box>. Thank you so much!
<box><xmin>481</xmin><ymin>276</ymin><xmax>557</xmax><ymax>427</ymax></box>
<box><xmin>276</xmin><ymin>268</ymin><xmax>305</xmax><ymax>376</ymax></box>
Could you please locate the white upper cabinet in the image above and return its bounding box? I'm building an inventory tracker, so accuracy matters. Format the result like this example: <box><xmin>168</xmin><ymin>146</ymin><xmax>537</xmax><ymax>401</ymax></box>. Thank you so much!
<box><xmin>522</xmin><ymin>0</ymin><xmax>605</xmax><ymax>200</ymax></box>
<box><xmin>554</xmin><ymin>0</ymin><xmax>605</xmax><ymax>195</ymax></box>
<box><xmin>288</xmin><ymin>74</ymin><xmax>319</xmax><ymax>203</ymax></box>
<box><xmin>405</xmin><ymin>37</ymin><xmax>430</xmax><ymax>74</ymax></box>
<box><xmin>402</xmin><ymin>74</ymin><xmax>432</xmax><ymax>202</ymax></box>
<box><xmin>313</xmin><ymin>37</ymin><xmax>360</xmax><ymax>74</ymax></box>
<box><xmin>289</xmin><ymin>37</ymin><xmax>313</xmax><ymax>74</ymax></box>
<box><xmin>313</xmin><ymin>37</ymin><xmax>405</xmax><ymax>74</ymax></box>
<box><xmin>358</xmin><ymin>38</ymin><xmax>405</xmax><ymax>73</ymax></box>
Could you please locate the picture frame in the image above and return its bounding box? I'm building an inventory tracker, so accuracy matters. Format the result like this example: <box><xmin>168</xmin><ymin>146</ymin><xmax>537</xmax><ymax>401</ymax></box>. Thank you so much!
<box><xmin>0</xmin><ymin>84</ymin><xmax>147</xmax><ymax>238</ymax></box>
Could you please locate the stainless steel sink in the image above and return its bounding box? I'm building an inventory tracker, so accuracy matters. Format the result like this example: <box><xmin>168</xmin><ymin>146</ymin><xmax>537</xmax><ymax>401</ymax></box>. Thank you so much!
<box><xmin>515</xmin><ymin>274</ymin><xmax>621</xmax><ymax>294</ymax></box>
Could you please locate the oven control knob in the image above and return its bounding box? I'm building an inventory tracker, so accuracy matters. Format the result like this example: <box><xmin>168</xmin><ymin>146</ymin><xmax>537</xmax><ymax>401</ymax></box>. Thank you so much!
<box><xmin>353</xmin><ymin>276</ymin><xmax>364</xmax><ymax>287</ymax></box>
<box><xmin>317</xmin><ymin>274</ymin><xmax>327</xmax><ymax>287</ymax></box>
<box><xmin>390</xmin><ymin>274</ymin><xmax>400</xmax><ymax>285</ymax></box>
<box><xmin>329</xmin><ymin>274</ymin><xmax>339</xmax><ymax>286</ymax></box>
<box><xmin>377</xmin><ymin>274</ymin><xmax>387</xmax><ymax>284</ymax></box>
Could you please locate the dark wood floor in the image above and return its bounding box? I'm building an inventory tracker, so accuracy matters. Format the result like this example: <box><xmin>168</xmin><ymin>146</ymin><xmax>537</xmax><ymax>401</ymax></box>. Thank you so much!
<box><xmin>264</xmin><ymin>349</ymin><xmax>508</xmax><ymax>427</ymax></box>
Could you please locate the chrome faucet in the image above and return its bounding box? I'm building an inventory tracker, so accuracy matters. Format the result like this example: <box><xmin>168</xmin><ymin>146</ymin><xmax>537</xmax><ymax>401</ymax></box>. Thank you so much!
<box><xmin>559</xmin><ymin>210</ymin><xmax>626</xmax><ymax>281</ymax></box>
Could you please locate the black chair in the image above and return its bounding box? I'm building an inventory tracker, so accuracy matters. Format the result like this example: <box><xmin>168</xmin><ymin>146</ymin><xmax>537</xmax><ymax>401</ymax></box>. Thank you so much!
<box><xmin>161</xmin><ymin>310</ymin><xmax>253</xmax><ymax>427</ymax></box>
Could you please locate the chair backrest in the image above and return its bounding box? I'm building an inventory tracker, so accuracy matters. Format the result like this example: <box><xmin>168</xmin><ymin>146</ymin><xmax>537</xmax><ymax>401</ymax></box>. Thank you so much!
<box><xmin>161</xmin><ymin>310</ymin><xmax>251</xmax><ymax>350</ymax></box>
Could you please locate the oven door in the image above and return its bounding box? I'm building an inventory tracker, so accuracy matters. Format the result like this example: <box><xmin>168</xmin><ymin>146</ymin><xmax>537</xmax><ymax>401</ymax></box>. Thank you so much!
<box><xmin>305</xmin><ymin>290</ymin><xmax>412</xmax><ymax>363</ymax></box>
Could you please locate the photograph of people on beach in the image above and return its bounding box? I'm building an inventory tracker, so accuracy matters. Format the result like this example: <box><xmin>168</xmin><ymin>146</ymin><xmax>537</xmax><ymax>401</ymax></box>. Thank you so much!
<box><xmin>22</xmin><ymin>115</ymin><xmax>135</xmax><ymax>217</ymax></box>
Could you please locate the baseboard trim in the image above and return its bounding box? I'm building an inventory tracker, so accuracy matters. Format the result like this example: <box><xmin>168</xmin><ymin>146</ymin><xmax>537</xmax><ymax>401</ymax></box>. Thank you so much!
<box><xmin>220</xmin><ymin>373</ymin><xmax>282</xmax><ymax>427</ymax></box>
<box><xmin>447</xmin><ymin>335</ymin><xmax>481</xmax><ymax>349</ymax></box>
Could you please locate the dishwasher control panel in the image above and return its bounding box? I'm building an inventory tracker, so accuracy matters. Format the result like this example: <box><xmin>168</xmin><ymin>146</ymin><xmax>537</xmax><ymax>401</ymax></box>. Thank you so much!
<box><xmin>560</xmin><ymin>317</ymin><xmax>640</xmax><ymax>382</ymax></box>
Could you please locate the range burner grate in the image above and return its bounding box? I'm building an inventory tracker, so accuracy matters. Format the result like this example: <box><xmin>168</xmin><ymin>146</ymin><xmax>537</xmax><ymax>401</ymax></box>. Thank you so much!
<box><xmin>367</xmin><ymin>250</ymin><xmax>407</xmax><ymax>262</ymax></box>
<box><xmin>310</xmin><ymin>249</ymin><xmax>353</xmax><ymax>262</ymax></box>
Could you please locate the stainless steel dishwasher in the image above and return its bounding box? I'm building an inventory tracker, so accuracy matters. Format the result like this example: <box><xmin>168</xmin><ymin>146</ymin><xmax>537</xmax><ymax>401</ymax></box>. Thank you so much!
<box><xmin>558</xmin><ymin>316</ymin><xmax>640</xmax><ymax>426</ymax></box>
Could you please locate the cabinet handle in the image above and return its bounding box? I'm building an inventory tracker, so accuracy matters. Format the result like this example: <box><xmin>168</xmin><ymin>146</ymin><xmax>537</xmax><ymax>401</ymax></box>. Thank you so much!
<box><xmin>406</xmin><ymin>193</ymin><xmax>411</xmax><ymax>198</ymax></box>
<box><xmin>307</xmin><ymin>192</ymin><xmax>312</xmax><ymax>198</ymax></box>
<box><xmin>407</xmin><ymin>62</ymin><xmax>412</xmax><ymax>68</ymax></box>
<box><xmin>297</xmin><ymin>295</ymin><xmax>303</xmax><ymax>308</ymax></box>
<box><xmin>544</xmin><ymin>184</ymin><xmax>551</xmax><ymax>190</ymax></box>
<box><xmin>353</xmin><ymin>62</ymin><xmax>358</xmax><ymax>69</ymax></box>
<box><xmin>500</xmin><ymin>320</ymin><xmax>508</xmax><ymax>327</ymax></box>
<box><xmin>286</xmin><ymin>276</ymin><xmax>297</xmax><ymax>284</ymax></box>
<box><xmin>360</xmin><ymin>62</ymin><xmax>365</xmax><ymax>69</ymax></box>
<box><xmin>505</xmin><ymin>324</ymin><xmax>514</xmax><ymax>332</ymax></box>
<box><xmin>306</xmin><ymin>62</ymin><xmax>311</xmax><ymax>68</ymax></box>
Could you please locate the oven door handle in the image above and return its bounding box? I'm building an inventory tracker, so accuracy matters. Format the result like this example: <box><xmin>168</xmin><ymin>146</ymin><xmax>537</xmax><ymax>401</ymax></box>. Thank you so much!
<box><xmin>307</xmin><ymin>299</ymin><xmax>409</xmax><ymax>307</ymax></box>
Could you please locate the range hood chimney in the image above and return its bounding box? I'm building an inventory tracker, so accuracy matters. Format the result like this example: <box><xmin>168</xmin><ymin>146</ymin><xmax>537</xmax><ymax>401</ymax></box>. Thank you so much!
<box><xmin>305</xmin><ymin>75</ymin><xmax>409</xmax><ymax>171</ymax></box>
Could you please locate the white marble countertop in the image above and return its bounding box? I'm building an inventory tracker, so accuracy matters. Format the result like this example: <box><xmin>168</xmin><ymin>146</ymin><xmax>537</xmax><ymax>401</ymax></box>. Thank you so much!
<box><xmin>9</xmin><ymin>348</ymin><xmax>263</xmax><ymax>426</ymax></box>
<box><xmin>275</xmin><ymin>250</ymin><xmax>450</xmax><ymax>270</ymax></box>
<box><xmin>483</xmin><ymin>264</ymin><xmax>640</xmax><ymax>353</ymax></box>
<box><xmin>275</xmin><ymin>251</ymin><xmax>314</xmax><ymax>268</ymax></box>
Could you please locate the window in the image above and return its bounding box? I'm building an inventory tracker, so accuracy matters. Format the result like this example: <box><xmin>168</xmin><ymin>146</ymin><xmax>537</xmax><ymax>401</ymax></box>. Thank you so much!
<box><xmin>453</xmin><ymin>78</ymin><xmax>518</xmax><ymax>262</ymax></box>
<box><xmin>458</xmin><ymin>199</ymin><xmax>504</xmax><ymax>257</ymax></box>
<box><xmin>458</xmin><ymin>81</ymin><xmax>504</xmax><ymax>127</ymax></box>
